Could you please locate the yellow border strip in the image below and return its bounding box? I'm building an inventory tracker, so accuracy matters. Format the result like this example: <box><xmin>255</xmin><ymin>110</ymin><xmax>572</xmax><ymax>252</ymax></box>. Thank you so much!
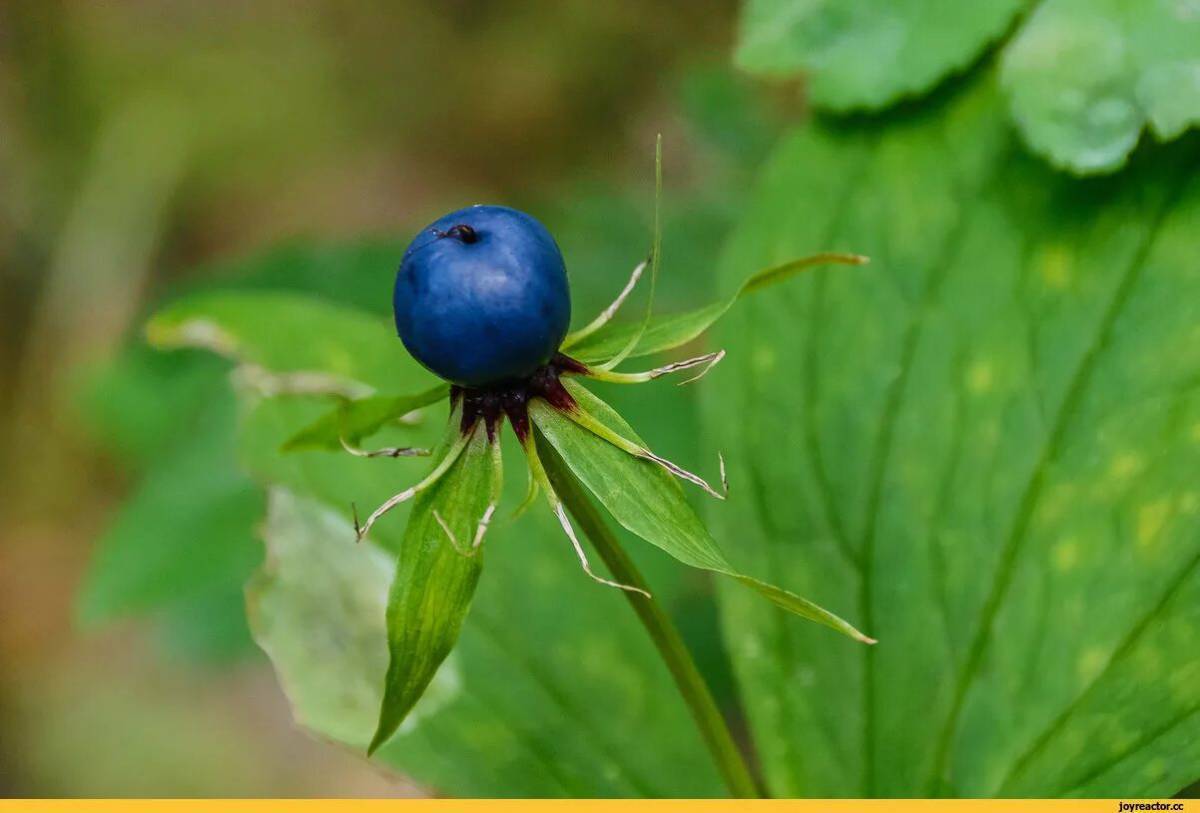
<box><xmin>0</xmin><ymin>801</ymin><xmax>1189</xmax><ymax>813</ymax></box>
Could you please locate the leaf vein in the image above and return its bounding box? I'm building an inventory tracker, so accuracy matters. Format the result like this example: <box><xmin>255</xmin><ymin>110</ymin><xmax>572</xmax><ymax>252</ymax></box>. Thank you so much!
<box><xmin>924</xmin><ymin>169</ymin><xmax>1193</xmax><ymax>793</ymax></box>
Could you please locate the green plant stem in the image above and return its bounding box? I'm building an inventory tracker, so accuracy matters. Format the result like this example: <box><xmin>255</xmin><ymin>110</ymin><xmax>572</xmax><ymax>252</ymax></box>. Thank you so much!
<box><xmin>538</xmin><ymin>436</ymin><xmax>762</xmax><ymax>799</ymax></box>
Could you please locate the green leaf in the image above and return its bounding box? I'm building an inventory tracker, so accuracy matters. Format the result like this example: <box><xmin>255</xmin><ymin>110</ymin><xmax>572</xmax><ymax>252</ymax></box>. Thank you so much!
<box><xmin>706</xmin><ymin>71</ymin><xmax>1200</xmax><ymax>797</ymax></box>
<box><xmin>146</xmin><ymin>290</ymin><xmax>435</xmax><ymax>396</ymax></box>
<box><xmin>193</xmin><ymin>238</ymin><xmax>403</xmax><ymax>316</ymax></box>
<box><xmin>78</xmin><ymin>388</ymin><xmax>261</xmax><ymax>625</ymax></box>
<box><xmin>238</xmin><ymin>396</ymin><xmax>434</xmax><ymax>555</ymax></box>
<box><xmin>734</xmin><ymin>0</ymin><xmax>1026</xmax><ymax>111</ymax></box>
<box><xmin>246</xmin><ymin>463</ymin><xmax>726</xmax><ymax>797</ymax></box>
<box><xmin>75</xmin><ymin>344</ymin><xmax>234</xmax><ymax>467</ymax></box>
<box><xmin>248</xmin><ymin>488</ymin><xmax>407</xmax><ymax>748</ymax></box>
<box><xmin>1000</xmin><ymin>0</ymin><xmax>1200</xmax><ymax>175</ymax></box>
<box><xmin>369</xmin><ymin>421</ymin><xmax>491</xmax><ymax>753</ymax></box>
<box><xmin>282</xmin><ymin>385</ymin><xmax>450</xmax><ymax>451</ymax></box>
<box><xmin>565</xmin><ymin>253</ymin><xmax>866</xmax><ymax>363</ymax></box>
<box><xmin>157</xmin><ymin>578</ymin><xmax>256</xmax><ymax>663</ymax></box>
<box><xmin>75</xmin><ymin>238</ymin><xmax>409</xmax><ymax>660</ymax></box>
<box><xmin>531</xmin><ymin>378</ymin><xmax>872</xmax><ymax>644</ymax></box>
<box><xmin>733</xmin><ymin>0</ymin><xmax>1200</xmax><ymax>175</ymax></box>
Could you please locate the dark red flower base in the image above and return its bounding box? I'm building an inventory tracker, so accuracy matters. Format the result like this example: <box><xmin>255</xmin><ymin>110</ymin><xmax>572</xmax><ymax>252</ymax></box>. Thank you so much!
<box><xmin>452</xmin><ymin>352</ymin><xmax>587</xmax><ymax>442</ymax></box>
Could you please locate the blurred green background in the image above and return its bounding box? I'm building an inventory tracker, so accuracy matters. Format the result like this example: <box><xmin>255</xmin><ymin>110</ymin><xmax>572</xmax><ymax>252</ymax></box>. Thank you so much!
<box><xmin>0</xmin><ymin>0</ymin><xmax>788</xmax><ymax>796</ymax></box>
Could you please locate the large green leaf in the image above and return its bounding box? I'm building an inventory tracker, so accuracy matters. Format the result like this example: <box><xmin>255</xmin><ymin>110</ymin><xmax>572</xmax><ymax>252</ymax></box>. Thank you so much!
<box><xmin>532</xmin><ymin>378</ymin><xmax>872</xmax><ymax>644</ymax></box>
<box><xmin>193</xmin><ymin>239</ymin><xmax>402</xmax><ymax>316</ymax></box>
<box><xmin>1001</xmin><ymin>0</ymin><xmax>1200</xmax><ymax>175</ymax></box>
<box><xmin>147</xmin><ymin>290</ymin><xmax>435</xmax><ymax>396</ymax></box>
<box><xmin>705</xmin><ymin>71</ymin><xmax>1200</xmax><ymax>797</ymax></box>
<box><xmin>76</xmin><ymin>344</ymin><xmax>234</xmax><ymax>467</ymax></box>
<box><xmin>734</xmin><ymin>0</ymin><xmax>1026</xmax><ymax>111</ymax></box>
<box><xmin>78</xmin><ymin>399</ymin><xmax>262</xmax><ymax>623</ymax></box>
<box><xmin>77</xmin><ymin>364</ymin><xmax>262</xmax><ymax>659</ymax></box>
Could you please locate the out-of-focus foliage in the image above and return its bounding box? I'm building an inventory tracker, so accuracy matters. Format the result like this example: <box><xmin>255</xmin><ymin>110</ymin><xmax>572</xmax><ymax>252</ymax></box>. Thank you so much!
<box><xmin>77</xmin><ymin>387</ymin><xmax>261</xmax><ymax>640</ymax></box>
<box><xmin>73</xmin><ymin>242</ymin><xmax>410</xmax><ymax>660</ymax></box>
<box><xmin>706</xmin><ymin>68</ymin><xmax>1200</xmax><ymax>797</ymax></box>
<box><xmin>735</xmin><ymin>0</ymin><xmax>1024</xmax><ymax>111</ymax></box>
<box><xmin>147</xmin><ymin>291</ymin><xmax>430</xmax><ymax>395</ymax></box>
<box><xmin>734</xmin><ymin>0</ymin><xmax>1200</xmax><ymax>174</ymax></box>
<box><xmin>1001</xmin><ymin>0</ymin><xmax>1200</xmax><ymax>174</ymax></box>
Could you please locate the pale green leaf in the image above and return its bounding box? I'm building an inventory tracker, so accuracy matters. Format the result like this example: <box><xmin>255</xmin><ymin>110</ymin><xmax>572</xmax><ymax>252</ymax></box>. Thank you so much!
<box><xmin>734</xmin><ymin>0</ymin><xmax>1026</xmax><ymax>111</ymax></box>
<box><xmin>531</xmin><ymin>378</ymin><xmax>872</xmax><ymax>644</ymax></box>
<box><xmin>146</xmin><ymin>290</ymin><xmax>435</xmax><ymax>396</ymax></box>
<box><xmin>248</xmin><ymin>487</ymin><xmax>454</xmax><ymax>748</ymax></box>
<box><xmin>1001</xmin><ymin>0</ymin><xmax>1200</xmax><ymax>174</ymax></box>
<box><xmin>706</xmin><ymin>71</ymin><xmax>1200</xmax><ymax>797</ymax></box>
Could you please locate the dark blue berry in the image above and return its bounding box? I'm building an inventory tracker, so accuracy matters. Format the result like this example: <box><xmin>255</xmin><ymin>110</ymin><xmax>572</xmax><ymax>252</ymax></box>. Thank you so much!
<box><xmin>394</xmin><ymin>205</ymin><xmax>571</xmax><ymax>388</ymax></box>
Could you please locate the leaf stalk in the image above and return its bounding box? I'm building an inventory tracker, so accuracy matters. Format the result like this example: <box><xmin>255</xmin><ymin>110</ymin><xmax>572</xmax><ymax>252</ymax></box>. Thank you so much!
<box><xmin>537</xmin><ymin>435</ymin><xmax>763</xmax><ymax>799</ymax></box>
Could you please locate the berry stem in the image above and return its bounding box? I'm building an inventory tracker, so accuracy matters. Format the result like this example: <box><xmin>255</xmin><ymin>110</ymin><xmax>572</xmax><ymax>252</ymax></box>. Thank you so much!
<box><xmin>536</xmin><ymin>434</ymin><xmax>763</xmax><ymax>799</ymax></box>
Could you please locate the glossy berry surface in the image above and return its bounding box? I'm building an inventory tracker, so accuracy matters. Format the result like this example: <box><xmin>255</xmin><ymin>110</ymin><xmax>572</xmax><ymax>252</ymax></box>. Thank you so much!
<box><xmin>393</xmin><ymin>205</ymin><xmax>571</xmax><ymax>388</ymax></box>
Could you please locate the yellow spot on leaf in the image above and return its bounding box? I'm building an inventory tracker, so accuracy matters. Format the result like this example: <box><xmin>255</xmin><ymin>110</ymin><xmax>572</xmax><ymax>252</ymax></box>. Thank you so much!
<box><xmin>752</xmin><ymin>344</ymin><xmax>776</xmax><ymax>373</ymax></box>
<box><xmin>1052</xmin><ymin>538</ymin><xmax>1080</xmax><ymax>571</ymax></box>
<box><xmin>966</xmin><ymin>361</ymin><xmax>994</xmax><ymax>394</ymax></box>
<box><xmin>1078</xmin><ymin>647</ymin><xmax>1108</xmax><ymax>683</ymax></box>
<box><xmin>1137</xmin><ymin>498</ymin><xmax>1171</xmax><ymax>549</ymax></box>
<box><xmin>1108</xmin><ymin>452</ymin><xmax>1144</xmax><ymax>481</ymax></box>
<box><xmin>1037</xmin><ymin>482</ymin><xmax>1080</xmax><ymax>527</ymax></box>
<box><xmin>1038</xmin><ymin>245</ymin><xmax>1073</xmax><ymax>290</ymax></box>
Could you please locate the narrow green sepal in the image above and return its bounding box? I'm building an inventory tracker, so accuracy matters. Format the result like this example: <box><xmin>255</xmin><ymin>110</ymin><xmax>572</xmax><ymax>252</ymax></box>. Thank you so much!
<box><xmin>367</xmin><ymin>421</ymin><xmax>493</xmax><ymax>754</ymax></box>
<box><xmin>282</xmin><ymin>385</ymin><xmax>450</xmax><ymax>452</ymax></box>
<box><xmin>567</xmin><ymin>252</ymin><xmax>867</xmax><ymax>364</ymax></box>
